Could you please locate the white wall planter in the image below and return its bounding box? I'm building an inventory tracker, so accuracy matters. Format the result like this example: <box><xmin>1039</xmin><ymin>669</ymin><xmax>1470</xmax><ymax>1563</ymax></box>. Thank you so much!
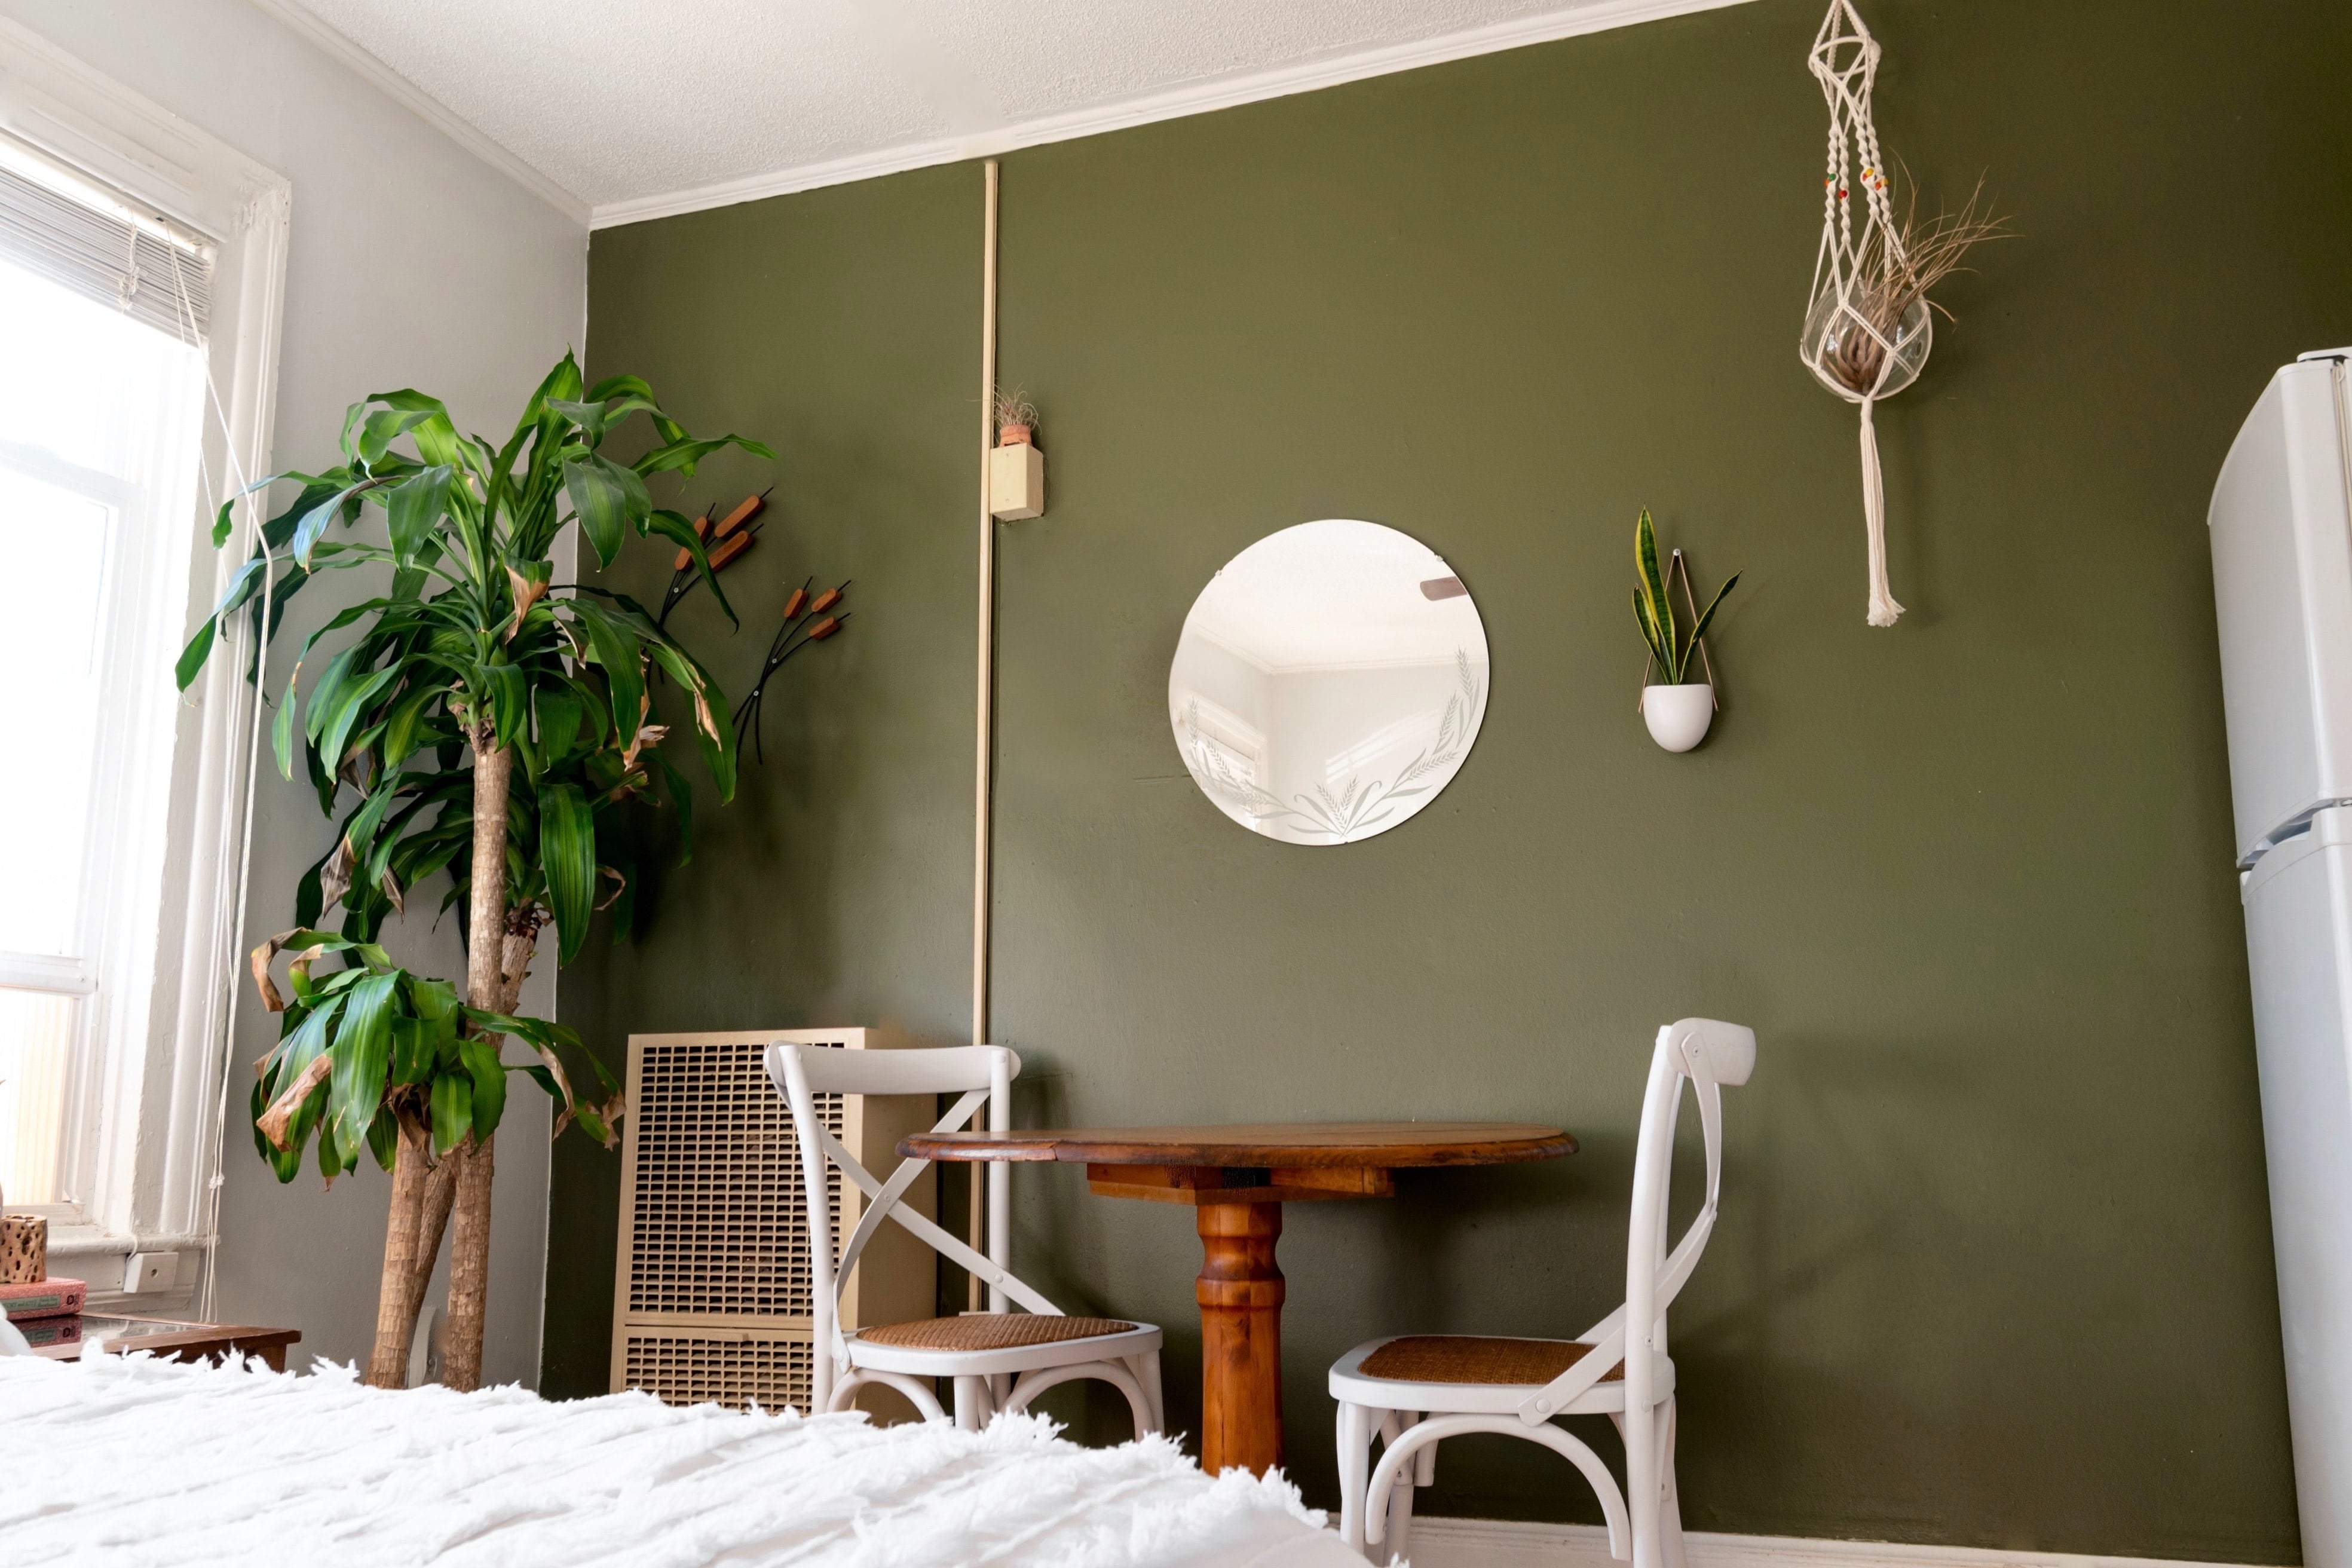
<box><xmin>1642</xmin><ymin>684</ymin><xmax>1715</xmax><ymax>752</ymax></box>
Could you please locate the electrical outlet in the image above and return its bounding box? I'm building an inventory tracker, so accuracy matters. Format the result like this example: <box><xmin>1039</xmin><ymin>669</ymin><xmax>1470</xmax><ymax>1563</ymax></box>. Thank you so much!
<box><xmin>122</xmin><ymin>1251</ymin><xmax>180</xmax><ymax>1293</ymax></box>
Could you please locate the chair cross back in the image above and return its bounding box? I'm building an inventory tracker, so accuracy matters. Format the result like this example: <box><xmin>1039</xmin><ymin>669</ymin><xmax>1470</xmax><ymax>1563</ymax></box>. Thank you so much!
<box><xmin>765</xmin><ymin>1042</ymin><xmax>1061</xmax><ymax>1370</ymax></box>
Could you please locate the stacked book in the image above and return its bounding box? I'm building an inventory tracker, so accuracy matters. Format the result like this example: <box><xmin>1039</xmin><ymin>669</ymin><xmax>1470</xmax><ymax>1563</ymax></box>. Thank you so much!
<box><xmin>2</xmin><ymin>1276</ymin><xmax>86</xmax><ymax>1356</ymax></box>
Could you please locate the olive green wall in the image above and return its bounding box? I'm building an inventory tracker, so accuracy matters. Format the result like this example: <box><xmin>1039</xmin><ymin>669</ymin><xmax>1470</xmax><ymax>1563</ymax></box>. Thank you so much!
<box><xmin>549</xmin><ymin>1</ymin><xmax>2352</xmax><ymax>1556</ymax></box>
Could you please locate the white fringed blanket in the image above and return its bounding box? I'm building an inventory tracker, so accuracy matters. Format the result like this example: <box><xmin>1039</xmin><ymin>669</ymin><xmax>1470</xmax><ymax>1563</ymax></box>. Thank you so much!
<box><xmin>0</xmin><ymin>1353</ymin><xmax>1358</xmax><ymax>1567</ymax></box>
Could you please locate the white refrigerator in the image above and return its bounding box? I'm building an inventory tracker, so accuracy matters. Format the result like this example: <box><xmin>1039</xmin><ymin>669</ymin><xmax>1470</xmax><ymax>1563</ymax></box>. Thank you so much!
<box><xmin>2212</xmin><ymin>349</ymin><xmax>2352</xmax><ymax>1568</ymax></box>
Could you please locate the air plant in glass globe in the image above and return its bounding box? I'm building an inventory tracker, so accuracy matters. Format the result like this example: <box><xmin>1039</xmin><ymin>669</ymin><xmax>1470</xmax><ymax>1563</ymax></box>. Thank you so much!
<box><xmin>1802</xmin><ymin>0</ymin><xmax>2010</xmax><ymax>627</ymax></box>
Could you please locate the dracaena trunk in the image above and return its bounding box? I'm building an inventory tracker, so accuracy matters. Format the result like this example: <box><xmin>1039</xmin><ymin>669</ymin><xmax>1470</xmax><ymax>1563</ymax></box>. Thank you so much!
<box><xmin>438</xmin><ymin>732</ymin><xmax>516</xmax><ymax>1392</ymax></box>
<box><xmin>364</xmin><ymin>732</ymin><xmax>524</xmax><ymax>1393</ymax></box>
<box><xmin>363</xmin><ymin>1119</ymin><xmax>434</xmax><ymax>1389</ymax></box>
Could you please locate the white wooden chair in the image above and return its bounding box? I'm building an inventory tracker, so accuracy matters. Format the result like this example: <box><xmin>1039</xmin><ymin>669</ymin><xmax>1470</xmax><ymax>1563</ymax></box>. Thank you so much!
<box><xmin>1327</xmin><ymin>1018</ymin><xmax>1757</xmax><ymax>1565</ymax></box>
<box><xmin>767</xmin><ymin>1040</ymin><xmax>1165</xmax><ymax>1434</ymax></box>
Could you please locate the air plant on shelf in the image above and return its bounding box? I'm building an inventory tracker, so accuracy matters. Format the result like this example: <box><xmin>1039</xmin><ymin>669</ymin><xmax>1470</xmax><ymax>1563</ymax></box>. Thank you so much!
<box><xmin>657</xmin><ymin>489</ymin><xmax>770</xmax><ymax>629</ymax></box>
<box><xmin>734</xmin><ymin>578</ymin><xmax>851</xmax><ymax>762</ymax></box>
<box><xmin>992</xmin><ymin>385</ymin><xmax>1039</xmax><ymax>446</ymax></box>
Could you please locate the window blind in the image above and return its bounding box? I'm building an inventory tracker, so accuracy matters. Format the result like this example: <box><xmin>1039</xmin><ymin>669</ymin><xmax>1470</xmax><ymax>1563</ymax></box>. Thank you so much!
<box><xmin>0</xmin><ymin>155</ymin><xmax>211</xmax><ymax>341</ymax></box>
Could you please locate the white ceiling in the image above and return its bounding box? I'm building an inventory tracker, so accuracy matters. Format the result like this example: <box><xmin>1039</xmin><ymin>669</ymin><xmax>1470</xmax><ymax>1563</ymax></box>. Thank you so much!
<box><xmin>256</xmin><ymin>0</ymin><xmax>1744</xmax><ymax>226</ymax></box>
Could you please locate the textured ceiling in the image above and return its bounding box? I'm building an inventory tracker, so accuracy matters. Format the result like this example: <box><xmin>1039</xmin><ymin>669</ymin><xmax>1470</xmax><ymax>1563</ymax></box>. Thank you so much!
<box><xmin>277</xmin><ymin>0</ymin><xmax>1706</xmax><ymax>216</ymax></box>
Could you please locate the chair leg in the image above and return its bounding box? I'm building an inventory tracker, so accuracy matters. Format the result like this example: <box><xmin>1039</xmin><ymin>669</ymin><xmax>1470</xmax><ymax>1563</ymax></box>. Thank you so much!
<box><xmin>953</xmin><ymin>1374</ymin><xmax>991</xmax><ymax>1432</ymax></box>
<box><xmin>1385</xmin><ymin>1415</ymin><xmax>1419</xmax><ymax>1565</ymax></box>
<box><xmin>1383</xmin><ymin>1448</ymin><xmax>1420</xmax><ymax>1568</ymax></box>
<box><xmin>1336</xmin><ymin>1402</ymin><xmax>1374</xmax><ymax>1558</ymax></box>
<box><xmin>1128</xmin><ymin>1351</ymin><xmax>1166</xmax><ymax>1435</ymax></box>
<box><xmin>1658</xmin><ymin>1397</ymin><xmax>1688</xmax><ymax>1568</ymax></box>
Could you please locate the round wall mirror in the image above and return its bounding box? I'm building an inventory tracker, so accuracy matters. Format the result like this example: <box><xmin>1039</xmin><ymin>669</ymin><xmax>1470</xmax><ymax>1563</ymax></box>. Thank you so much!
<box><xmin>1169</xmin><ymin>519</ymin><xmax>1489</xmax><ymax>846</ymax></box>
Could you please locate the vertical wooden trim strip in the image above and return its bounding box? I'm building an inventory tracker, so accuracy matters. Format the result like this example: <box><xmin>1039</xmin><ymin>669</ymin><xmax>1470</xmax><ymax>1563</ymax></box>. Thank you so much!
<box><xmin>970</xmin><ymin>160</ymin><xmax>1001</xmax><ymax>1310</ymax></box>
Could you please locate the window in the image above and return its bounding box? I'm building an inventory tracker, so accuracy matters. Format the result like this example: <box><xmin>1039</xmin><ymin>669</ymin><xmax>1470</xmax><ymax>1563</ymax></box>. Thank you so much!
<box><xmin>0</xmin><ymin>253</ymin><xmax>207</xmax><ymax>1208</ymax></box>
<box><xmin>0</xmin><ymin>19</ymin><xmax>288</xmax><ymax>1302</ymax></box>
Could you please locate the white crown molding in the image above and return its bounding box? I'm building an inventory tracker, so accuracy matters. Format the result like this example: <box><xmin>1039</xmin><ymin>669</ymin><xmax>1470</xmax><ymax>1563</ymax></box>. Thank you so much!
<box><xmin>589</xmin><ymin>0</ymin><xmax>1756</xmax><ymax>229</ymax></box>
<box><xmin>1405</xmin><ymin>1519</ymin><xmax>2282</xmax><ymax>1568</ymax></box>
<box><xmin>240</xmin><ymin>0</ymin><xmax>590</xmax><ymax>226</ymax></box>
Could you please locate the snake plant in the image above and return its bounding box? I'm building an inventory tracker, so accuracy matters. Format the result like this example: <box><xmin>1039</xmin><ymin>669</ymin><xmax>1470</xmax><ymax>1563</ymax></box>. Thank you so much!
<box><xmin>1632</xmin><ymin>509</ymin><xmax>1739</xmax><ymax>684</ymax></box>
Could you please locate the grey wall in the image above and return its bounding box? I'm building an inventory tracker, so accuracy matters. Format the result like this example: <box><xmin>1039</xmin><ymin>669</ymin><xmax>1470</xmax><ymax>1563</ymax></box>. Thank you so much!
<box><xmin>0</xmin><ymin>0</ymin><xmax>586</xmax><ymax>1383</ymax></box>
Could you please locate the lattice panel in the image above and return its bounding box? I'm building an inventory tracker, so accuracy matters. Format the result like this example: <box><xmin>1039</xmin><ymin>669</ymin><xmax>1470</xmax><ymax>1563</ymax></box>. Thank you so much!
<box><xmin>626</xmin><ymin>1038</ymin><xmax>845</xmax><ymax>1318</ymax></box>
<box><xmin>621</xmin><ymin>1327</ymin><xmax>813</xmax><ymax>1413</ymax></box>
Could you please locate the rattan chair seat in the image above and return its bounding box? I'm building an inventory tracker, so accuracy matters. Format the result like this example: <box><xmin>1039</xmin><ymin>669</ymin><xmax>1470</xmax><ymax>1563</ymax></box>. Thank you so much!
<box><xmin>856</xmin><ymin>1314</ymin><xmax>1140</xmax><ymax>1353</ymax></box>
<box><xmin>1356</xmin><ymin>1335</ymin><xmax>1625</xmax><ymax>1386</ymax></box>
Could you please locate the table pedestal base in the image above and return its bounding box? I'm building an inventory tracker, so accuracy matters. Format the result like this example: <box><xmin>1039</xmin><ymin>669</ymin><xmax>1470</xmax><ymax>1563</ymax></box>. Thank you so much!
<box><xmin>1196</xmin><ymin>1200</ymin><xmax>1284</xmax><ymax>1476</ymax></box>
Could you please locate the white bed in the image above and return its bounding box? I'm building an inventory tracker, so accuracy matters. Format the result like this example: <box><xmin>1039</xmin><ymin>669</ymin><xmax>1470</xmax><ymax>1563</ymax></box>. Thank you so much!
<box><xmin>0</xmin><ymin>1352</ymin><xmax>1369</xmax><ymax>1567</ymax></box>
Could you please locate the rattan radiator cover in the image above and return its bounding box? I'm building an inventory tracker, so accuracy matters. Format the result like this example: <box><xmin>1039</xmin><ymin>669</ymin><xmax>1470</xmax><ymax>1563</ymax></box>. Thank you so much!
<box><xmin>610</xmin><ymin>1028</ymin><xmax>935</xmax><ymax>1411</ymax></box>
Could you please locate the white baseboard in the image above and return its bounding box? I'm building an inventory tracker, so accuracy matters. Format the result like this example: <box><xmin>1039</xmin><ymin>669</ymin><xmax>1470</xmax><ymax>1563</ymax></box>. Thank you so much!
<box><xmin>1399</xmin><ymin>1520</ymin><xmax>2280</xmax><ymax>1568</ymax></box>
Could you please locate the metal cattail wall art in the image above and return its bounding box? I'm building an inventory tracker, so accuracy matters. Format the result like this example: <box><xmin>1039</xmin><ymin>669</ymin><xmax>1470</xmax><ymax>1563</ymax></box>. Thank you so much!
<box><xmin>734</xmin><ymin>576</ymin><xmax>852</xmax><ymax>761</ymax></box>
<box><xmin>657</xmin><ymin>489</ymin><xmax>771</xmax><ymax>629</ymax></box>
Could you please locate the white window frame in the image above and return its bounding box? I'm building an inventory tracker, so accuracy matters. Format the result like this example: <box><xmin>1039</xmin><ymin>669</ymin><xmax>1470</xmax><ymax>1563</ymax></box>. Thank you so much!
<box><xmin>0</xmin><ymin>19</ymin><xmax>289</xmax><ymax>1304</ymax></box>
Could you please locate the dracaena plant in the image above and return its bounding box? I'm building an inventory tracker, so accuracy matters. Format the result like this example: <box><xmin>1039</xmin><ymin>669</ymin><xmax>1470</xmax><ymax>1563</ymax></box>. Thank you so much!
<box><xmin>1631</xmin><ymin>508</ymin><xmax>1740</xmax><ymax>685</ymax></box>
<box><xmin>178</xmin><ymin>351</ymin><xmax>766</xmax><ymax>1392</ymax></box>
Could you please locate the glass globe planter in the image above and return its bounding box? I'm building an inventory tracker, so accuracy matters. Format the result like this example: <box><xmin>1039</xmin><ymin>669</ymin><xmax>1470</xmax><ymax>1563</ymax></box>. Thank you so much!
<box><xmin>1802</xmin><ymin>289</ymin><xmax>1931</xmax><ymax>402</ymax></box>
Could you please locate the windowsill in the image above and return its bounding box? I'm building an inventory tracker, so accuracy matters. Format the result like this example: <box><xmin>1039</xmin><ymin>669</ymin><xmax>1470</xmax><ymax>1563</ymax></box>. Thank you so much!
<box><xmin>36</xmin><ymin>1226</ymin><xmax>208</xmax><ymax>1315</ymax></box>
<box><xmin>41</xmin><ymin>1223</ymin><xmax>134</xmax><ymax>1259</ymax></box>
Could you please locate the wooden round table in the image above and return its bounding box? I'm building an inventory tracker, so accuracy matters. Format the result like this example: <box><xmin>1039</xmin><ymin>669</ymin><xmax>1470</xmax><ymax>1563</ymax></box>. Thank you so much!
<box><xmin>901</xmin><ymin>1121</ymin><xmax>1575</xmax><ymax>1475</ymax></box>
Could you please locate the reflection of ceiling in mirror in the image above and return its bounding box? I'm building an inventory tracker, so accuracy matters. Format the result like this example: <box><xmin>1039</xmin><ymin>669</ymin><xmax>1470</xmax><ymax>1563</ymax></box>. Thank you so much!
<box><xmin>1189</xmin><ymin>519</ymin><xmax>1484</xmax><ymax>671</ymax></box>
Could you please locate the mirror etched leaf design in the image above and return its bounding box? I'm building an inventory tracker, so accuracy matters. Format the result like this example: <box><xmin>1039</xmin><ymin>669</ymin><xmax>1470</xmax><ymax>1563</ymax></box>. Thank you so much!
<box><xmin>1183</xmin><ymin>657</ymin><xmax>1482</xmax><ymax>844</ymax></box>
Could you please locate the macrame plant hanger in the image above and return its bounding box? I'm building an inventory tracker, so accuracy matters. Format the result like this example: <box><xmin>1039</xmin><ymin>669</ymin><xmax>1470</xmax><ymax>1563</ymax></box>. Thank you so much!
<box><xmin>1800</xmin><ymin>0</ymin><xmax>1926</xmax><ymax>628</ymax></box>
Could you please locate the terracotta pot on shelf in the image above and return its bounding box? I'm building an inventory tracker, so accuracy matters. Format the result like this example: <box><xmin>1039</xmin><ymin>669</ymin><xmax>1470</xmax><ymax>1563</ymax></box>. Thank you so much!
<box><xmin>998</xmin><ymin>422</ymin><xmax>1033</xmax><ymax>447</ymax></box>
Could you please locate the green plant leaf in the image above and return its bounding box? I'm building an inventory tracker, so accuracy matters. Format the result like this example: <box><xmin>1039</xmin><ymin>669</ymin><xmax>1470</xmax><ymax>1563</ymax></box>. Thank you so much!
<box><xmin>365</xmin><ymin>1104</ymin><xmax>399</xmax><ymax>1172</ymax></box>
<box><xmin>646</xmin><ymin>508</ymin><xmax>737</xmax><ymax>626</ymax></box>
<box><xmin>632</xmin><ymin>435</ymin><xmax>773</xmax><ymax>480</ymax></box>
<box><xmin>430</xmin><ymin>1070</ymin><xmax>473</xmax><ymax>1157</ymax></box>
<box><xmin>651</xmin><ymin>751</ymin><xmax>694</xmax><ymax>869</ymax></box>
<box><xmin>574</xmin><ymin>605</ymin><xmax>645</xmax><ymax>748</ymax></box>
<box><xmin>1635</xmin><ymin>509</ymin><xmax>1675</xmax><ymax>675</ymax></box>
<box><xmin>390</xmin><ymin>1016</ymin><xmax>434</xmax><ymax>1086</ymax></box>
<box><xmin>645</xmin><ymin>641</ymin><xmax>736</xmax><ymax>803</ymax></box>
<box><xmin>483</xmin><ymin>662</ymin><xmax>529</xmax><ymax>754</ymax></box>
<box><xmin>328</xmin><ymin>971</ymin><xmax>399</xmax><ymax>1153</ymax></box>
<box><xmin>517</xmin><ymin>353</ymin><xmax>584</xmax><ymax>436</ymax></box>
<box><xmin>357</xmin><ymin>407</ymin><xmax>435</xmax><ymax>467</ymax></box>
<box><xmin>381</xmin><ymin>679</ymin><xmax>441</xmax><ymax>767</ymax></box>
<box><xmin>546</xmin><ymin>397</ymin><xmax>609</xmax><ymax>439</ymax></box>
<box><xmin>537</xmin><ymin>687</ymin><xmax>581</xmax><ymax>765</ymax></box>
<box><xmin>318</xmin><ymin>664</ymin><xmax>405</xmax><ymax>777</ymax></box>
<box><xmin>406</xmin><ymin>973</ymin><xmax>460</xmax><ymax>1025</ymax></box>
<box><xmin>173</xmin><ymin>617</ymin><xmax>216</xmax><ymax>691</ymax></box>
<box><xmin>211</xmin><ymin>470</ymin><xmax>286</xmax><ymax>549</ymax></box>
<box><xmin>563</xmin><ymin>454</ymin><xmax>649</xmax><ymax>568</ymax></box>
<box><xmin>385</xmin><ymin>466</ymin><xmax>451</xmax><ymax>563</ymax></box>
<box><xmin>461</xmin><ymin>1036</ymin><xmax>507</xmax><ymax>1142</ymax></box>
<box><xmin>540</xmin><ymin>781</ymin><xmax>595</xmax><ymax>964</ymax></box>
<box><xmin>365</xmin><ymin>390</ymin><xmax>463</xmax><ymax>469</ymax></box>
<box><xmin>291</xmin><ymin>482</ymin><xmax>365</xmax><ymax>567</ymax></box>
<box><xmin>1685</xmin><ymin>570</ymin><xmax>1742</xmax><ymax>657</ymax></box>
